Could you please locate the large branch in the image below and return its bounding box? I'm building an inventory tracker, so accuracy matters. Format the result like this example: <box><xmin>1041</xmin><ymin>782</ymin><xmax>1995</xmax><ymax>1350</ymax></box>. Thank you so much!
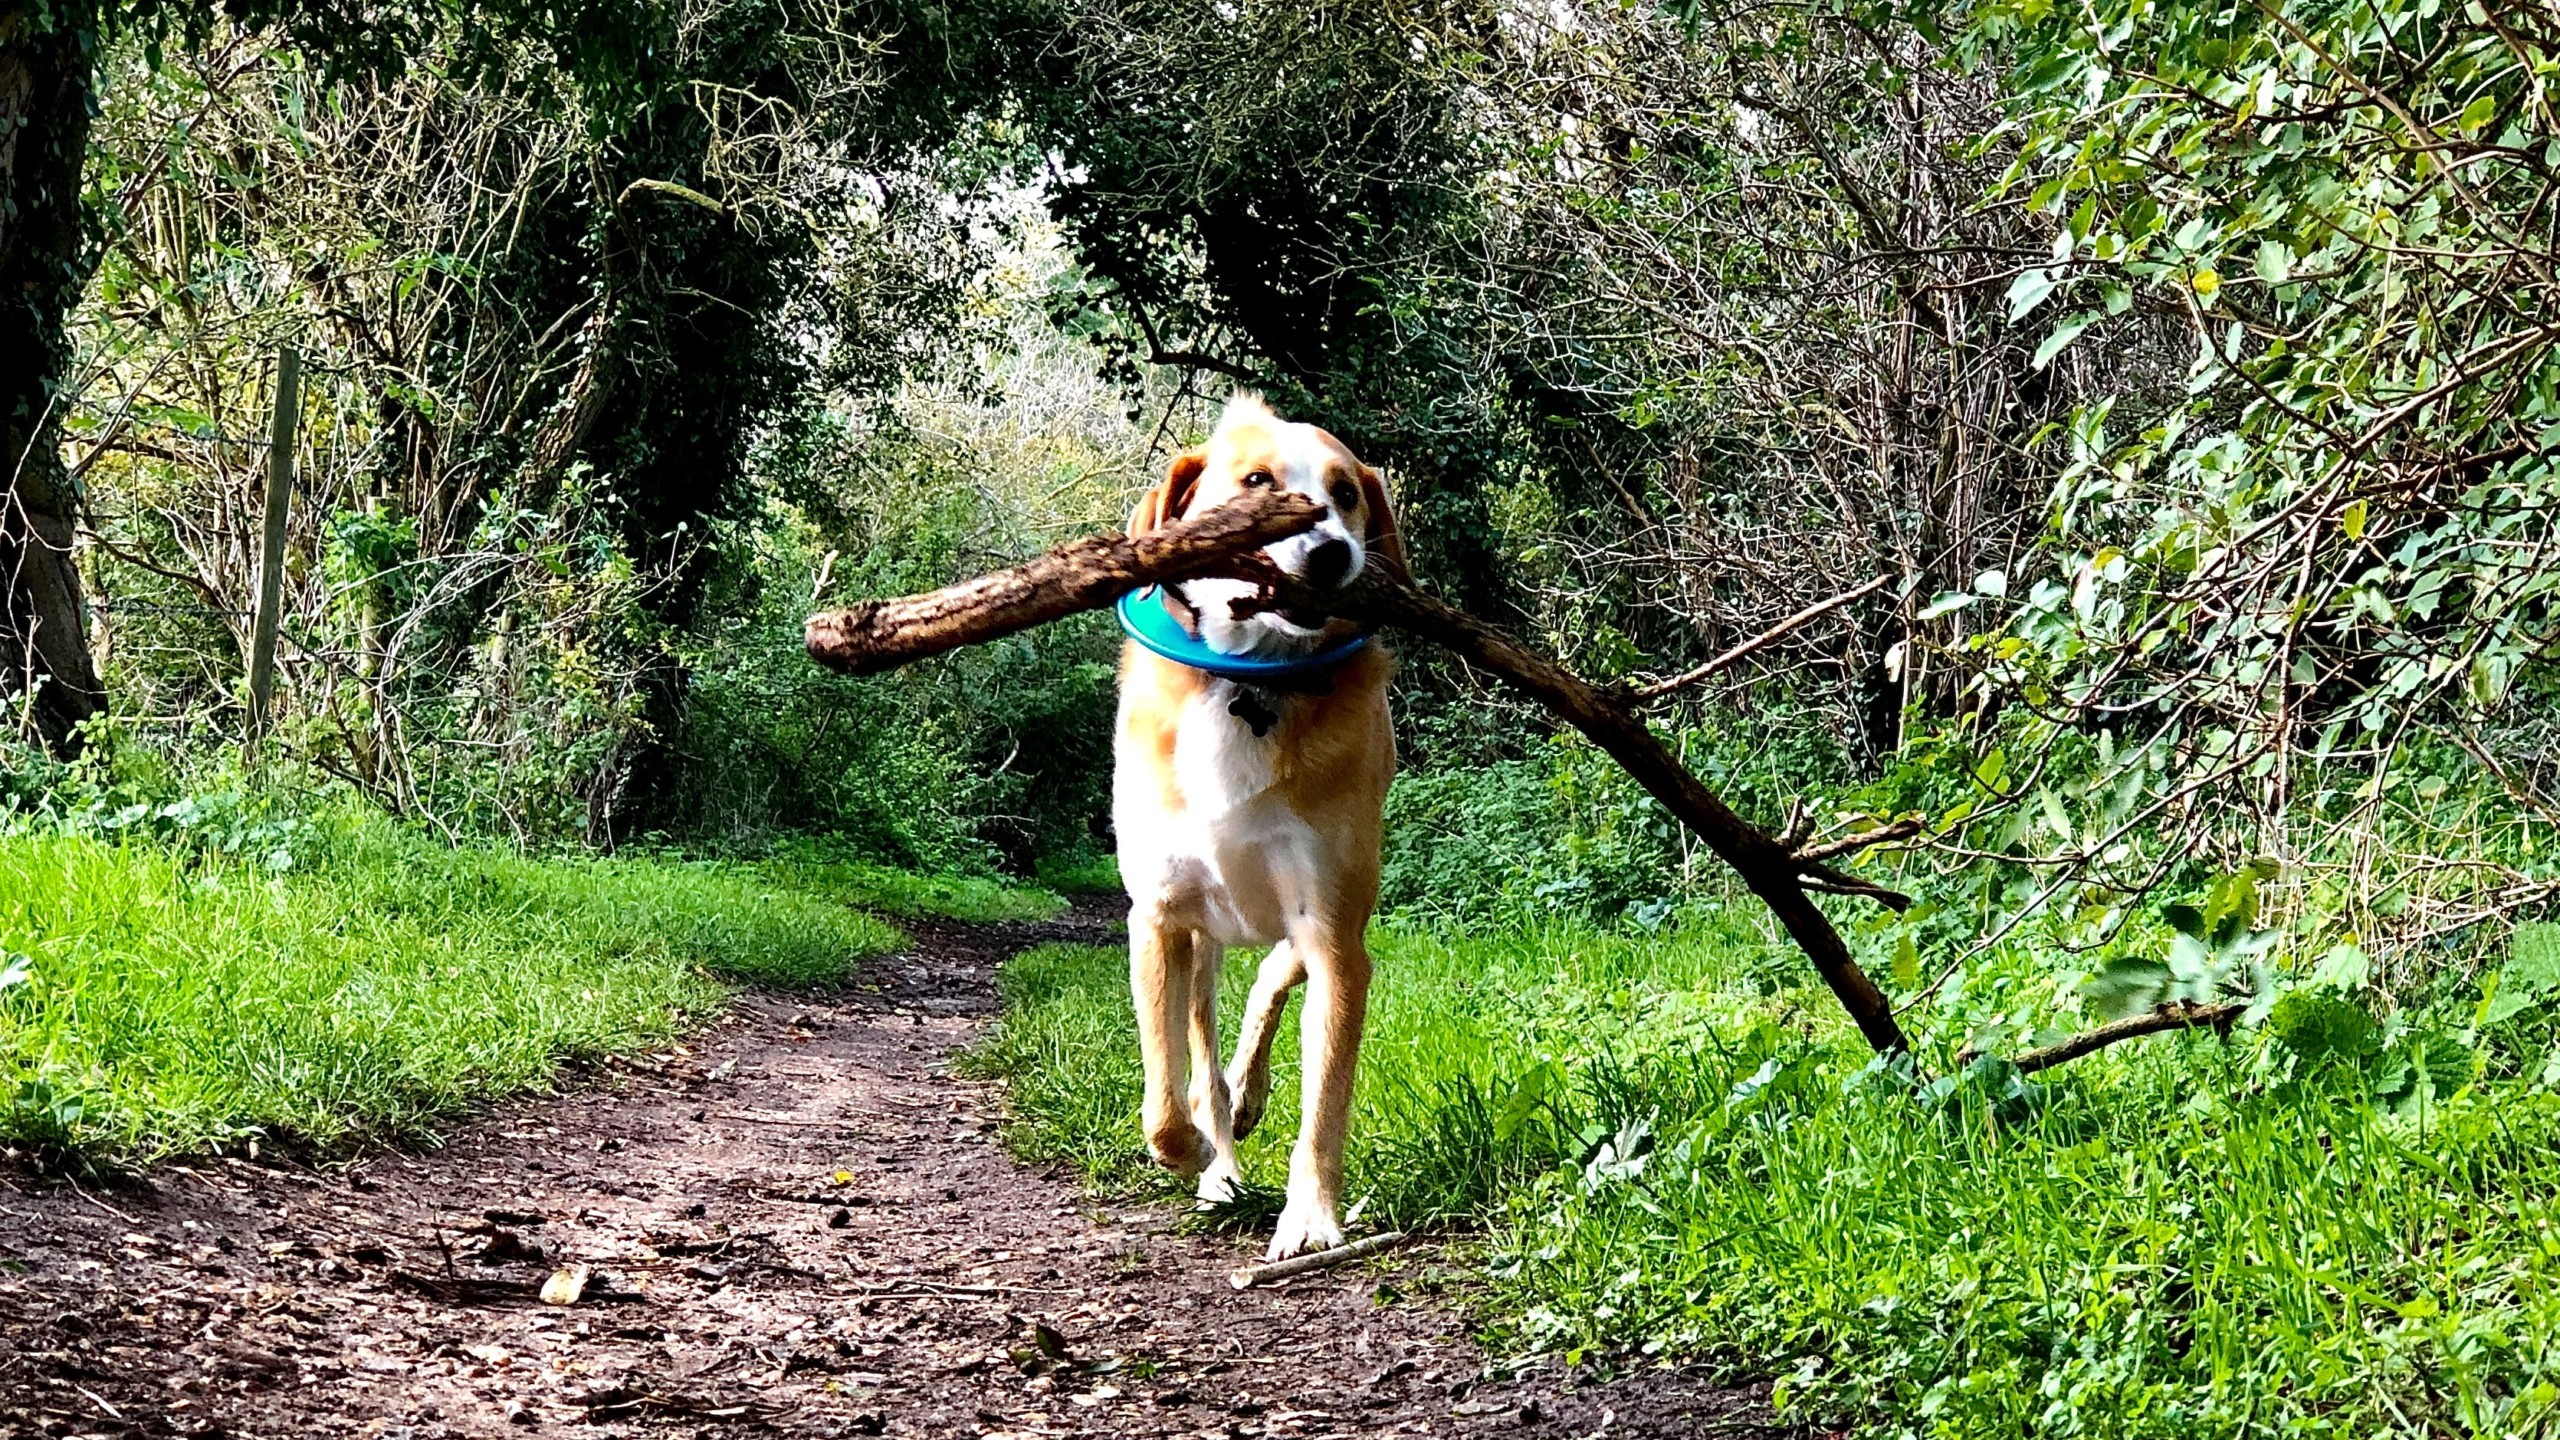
<box><xmin>1982</xmin><ymin>1001</ymin><xmax>2246</xmax><ymax>1077</ymax></box>
<box><xmin>804</xmin><ymin>491</ymin><xmax>1911</xmax><ymax>1057</ymax></box>
<box><xmin>1233</xmin><ymin>556</ymin><xmax>1911</xmax><ymax>1056</ymax></box>
<box><xmin>805</xmin><ymin>494</ymin><xmax>1324</xmax><ymax>676</ymax></box>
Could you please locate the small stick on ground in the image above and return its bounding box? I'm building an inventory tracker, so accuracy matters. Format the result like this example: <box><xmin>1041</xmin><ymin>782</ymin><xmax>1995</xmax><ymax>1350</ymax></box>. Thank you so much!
<box><xmin>1228</xmin><ymin>1231</ymin><xmax>1409</xmax><ymax>1290</ymax></box>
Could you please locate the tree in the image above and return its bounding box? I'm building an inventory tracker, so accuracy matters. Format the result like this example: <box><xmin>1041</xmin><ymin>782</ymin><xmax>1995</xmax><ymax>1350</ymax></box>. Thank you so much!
<box><xmin>0</xmin><ymin>0</ymin><xmax>650</xmax><ymax>756</ymax></box>
<box><xmin>1</xmin><ymin>5</ymin><xmax>109</xmax><ymax>751</ymax></box>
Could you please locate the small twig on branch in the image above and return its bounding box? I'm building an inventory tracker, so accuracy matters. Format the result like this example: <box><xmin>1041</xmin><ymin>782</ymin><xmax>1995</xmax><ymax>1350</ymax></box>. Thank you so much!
<box><xmin>1633</xmin><ymin>574</ymin><xmax>1892</xmax><ymax>701</ymax></box>
<box><xmin>1116</xmin><ymin>284</ymin><xmax>1262</xmax><ymax>385</ymax></box>
<box><xmin>1792</xmin><ymin>817</ymin><xmax>1926</xmax><ymax>865</ymax></box>
<box><xmin>1971</xmin><ymin>1001</ymin><xmax>2247</xmax><ymax>1076</ymax></box>
<box><xmin>1777</xmin><ymin>798</ymin><xmax>1809</xmax><ymax>850</ymax></box>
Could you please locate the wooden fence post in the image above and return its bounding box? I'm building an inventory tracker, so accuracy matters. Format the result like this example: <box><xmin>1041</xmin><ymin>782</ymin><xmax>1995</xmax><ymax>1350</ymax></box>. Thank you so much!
<box><xmin>246</xmin><ymin>345</ymin><xmax>300</xmax><ymax>753</ymax></box>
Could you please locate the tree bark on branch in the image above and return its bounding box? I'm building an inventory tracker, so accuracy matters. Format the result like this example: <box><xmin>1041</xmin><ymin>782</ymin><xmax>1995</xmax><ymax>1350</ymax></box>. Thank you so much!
<box><xmin>806</xmin><ymin>489</ymin><xmax>1914</xmax><ymax>1057</ymax></box>
<box><xmin>1977</xmin><ymin>1001</ymin><xmax>2246</xmax><ymax>1076</ymax></box>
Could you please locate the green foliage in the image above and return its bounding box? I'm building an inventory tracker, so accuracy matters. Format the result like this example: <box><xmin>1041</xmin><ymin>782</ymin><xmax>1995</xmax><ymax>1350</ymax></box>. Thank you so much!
<box><xmin>1904</xmin><ymin>0</ymin><xmax>2560</xmax><ymax>968</ymax></box>
<box><xmin>0</xmin><ymin>810</ymin><xmax>909</xmax><ymax>1160</ymax></box>
<box><xmin>1381</xmin><ymin>715</ymin><xmax>1849</xmax><ymax>927</ymax></box>
<box><xmin>975</xmin><ymin>912</ymin><xmax>2560</xmax><ymax>1438</ymax></box>
<box><xmin>2082</xmin><ymin>863</ymin><xmax>2284</xmax><ymax>1020</ymax></box>
<box><xmin>1380</xmin><ymin>750</ymin><xmax>1685</xmax><ymax>926</ymax></box>
<box><xmin>659</xmin><ymin>395</ymin><xmax>1126</xmax><ymax>870</ymax></box>
<box><xmin>757</xmin><ymin>848</ymin><xmax>1064</xmax><ymax>924</ymax></box>
<box><xmin>68</xmin><ymin>2</ymin><xmax>1043</xmax><ymax>847</ymax></box>
<box><xmin>1034</xmin><ymin>851</ymin><xmax>1122</xmax><ymax>896</ymax></box>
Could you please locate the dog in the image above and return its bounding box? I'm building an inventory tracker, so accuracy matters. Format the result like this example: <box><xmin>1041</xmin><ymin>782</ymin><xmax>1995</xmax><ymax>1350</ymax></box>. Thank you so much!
<box><xmin>1112</xmin><ymin>393</ymin><xmax>1401</xmax><ymax>1260</ymax></box>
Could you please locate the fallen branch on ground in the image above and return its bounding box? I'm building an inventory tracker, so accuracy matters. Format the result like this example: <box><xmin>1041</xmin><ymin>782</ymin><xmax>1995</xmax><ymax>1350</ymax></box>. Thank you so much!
<box><xmin>807</xmin><ymin>489</ymin><xmax>1912</xmax><ymax>1057</ymax></box>
<box><xmin>1981</xmin><ymin>1000</ymin><xmax>2249</xmax><ymax>1076</ymax></box>
<box><xmin>1229</xmin><ymin>1231</ymin><xmax>1410</xmax><ymax>1288</ymax></box>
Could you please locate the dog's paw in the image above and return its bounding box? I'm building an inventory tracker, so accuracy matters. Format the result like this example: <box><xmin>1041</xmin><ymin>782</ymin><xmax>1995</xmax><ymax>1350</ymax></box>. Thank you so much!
<box><xmin>1194</xmin><ymin>1157</ymin><xmax>1244</xmax><ymax>1206</ymax></box>
<box><xmin>1225</xmin><ymin>1064</ymin><xmax>1270</xmax><ymax>1141</ymax></box>
<box><xmin>1265</xmin><ymin>1198</ymin><xmax>1345</xmax><ymax>1261</ymax></box>
<box><xmin>1147</xmin><ymin>1121</ymin><xmax>1213</xmax><ymax>1177</ymax></box>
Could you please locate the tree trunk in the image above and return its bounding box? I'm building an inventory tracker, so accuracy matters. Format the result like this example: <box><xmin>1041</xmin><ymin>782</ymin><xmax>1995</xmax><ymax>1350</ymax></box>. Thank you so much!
<box><xmin>0</xmin><ymin>7</ymin><xmax>104</xmax><ymax>755</ymax></box>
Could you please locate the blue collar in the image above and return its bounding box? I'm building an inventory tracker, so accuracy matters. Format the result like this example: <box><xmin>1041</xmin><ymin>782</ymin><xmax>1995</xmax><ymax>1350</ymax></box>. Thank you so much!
<box><xmin>1116</xmin><ymin>585</ymin><xmax>1370</xmax><ymax>683</ymax></box>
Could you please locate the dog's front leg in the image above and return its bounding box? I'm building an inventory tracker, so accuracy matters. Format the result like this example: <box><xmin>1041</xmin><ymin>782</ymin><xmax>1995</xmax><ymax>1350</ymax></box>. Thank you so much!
<box><xmin>1130</xmin><ymin>912</ymin><xmax>1210</xmax><ymax>1176</ymax></box>
<box><xmin>1225</xmin><ymin>939</ymin><xmax>1304</xmax><ymax>1142</ymax></box>
<box><xmin>1269</xmin><ymin>929</ymin><xmax>1372</xmax><ymax>1259</ymax></box>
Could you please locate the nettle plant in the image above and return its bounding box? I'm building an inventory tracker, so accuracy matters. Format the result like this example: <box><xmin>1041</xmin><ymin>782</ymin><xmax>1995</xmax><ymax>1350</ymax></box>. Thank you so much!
<box><xmin>1913</xmin><ymin>0</ymin><xmax>2560</xmax><ymax>985</ymax></box>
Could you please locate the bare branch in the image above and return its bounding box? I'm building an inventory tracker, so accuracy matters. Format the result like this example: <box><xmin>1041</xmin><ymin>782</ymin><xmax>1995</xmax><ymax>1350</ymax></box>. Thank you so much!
<box><xmin>1973</xmin><ymin>1001</ymin><xmax>2248</xmax><ymax>1076</ymax></box>
<box><xmin>1633</xmin><ymin>574</ymin><xmax>1893</xmax><ymax>701</ymax></box>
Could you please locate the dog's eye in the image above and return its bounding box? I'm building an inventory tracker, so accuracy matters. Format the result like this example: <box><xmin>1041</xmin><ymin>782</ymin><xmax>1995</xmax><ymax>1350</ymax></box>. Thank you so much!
<box><xmin>1329</xmin><ymin>481</ymin><xmax>1359</xmax><ymax>509</ymax></box>
<box><xmin>1241</xmin><ymin>469</ymin><xmax>1275</xmax><ymax>490</ymax></box>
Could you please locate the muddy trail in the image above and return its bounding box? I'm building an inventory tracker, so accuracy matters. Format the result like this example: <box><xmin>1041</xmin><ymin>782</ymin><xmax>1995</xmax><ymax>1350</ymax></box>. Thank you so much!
<box><xmin>0</xmin><ymin>905</ymin><xmax>1788</xmax><ymax>1440</ymax></box>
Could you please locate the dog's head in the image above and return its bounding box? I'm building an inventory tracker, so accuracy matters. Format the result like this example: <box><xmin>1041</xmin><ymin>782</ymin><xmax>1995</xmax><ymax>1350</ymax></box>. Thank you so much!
<box><xmin>1126</xmin><ymin>394</ymin><xmax>1403</xmax><ymax>658</ymax></box>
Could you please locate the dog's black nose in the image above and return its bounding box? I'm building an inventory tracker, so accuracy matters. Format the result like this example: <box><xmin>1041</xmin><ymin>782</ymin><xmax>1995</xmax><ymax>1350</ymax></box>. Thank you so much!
<box><xmin>1304</xmin><ymin>538</ymin><xmax>1353</xmax><ymax>589</ymax></box>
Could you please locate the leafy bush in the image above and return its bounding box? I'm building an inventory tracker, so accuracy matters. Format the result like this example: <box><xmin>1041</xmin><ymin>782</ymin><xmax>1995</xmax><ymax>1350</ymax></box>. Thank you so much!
<box><xmin>973</xmin><ymin>910</ymin><xmax>2560</xmax><ymax>1438</ymax></box>
<box><xmin>1380</xmin><ymin>714</ymin><xmax>1852</xmax><ymax>928</ymax></box>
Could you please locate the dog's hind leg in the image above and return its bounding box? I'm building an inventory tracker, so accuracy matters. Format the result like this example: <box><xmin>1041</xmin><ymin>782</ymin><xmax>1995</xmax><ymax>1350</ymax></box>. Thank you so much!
<box><xmin>1269</xmin><ymin>928</ymin><xmax>1372</xmax><ymax>1260</ymax></box>
<box><xmin>1224</xmin><ymin>939</ymin><xmax>1304</xmax><ymax>1142</ymax></box>
<box><xmin>1186</xmin><ymin>932</ymin><xmax>1245</xmax><ymax>1203</ymax></box>
<box><xmin>1130</xmin><ymin>912</ymin><xmax>1211</xmax><ymax>1176</ymax></box>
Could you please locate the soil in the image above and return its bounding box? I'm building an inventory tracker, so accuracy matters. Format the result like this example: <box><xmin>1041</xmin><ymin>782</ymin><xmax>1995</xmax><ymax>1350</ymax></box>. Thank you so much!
<box><xmin>0</xmin><ymin>903</ymin><xmax>1797</xmax><ymax>1440</ymax></box>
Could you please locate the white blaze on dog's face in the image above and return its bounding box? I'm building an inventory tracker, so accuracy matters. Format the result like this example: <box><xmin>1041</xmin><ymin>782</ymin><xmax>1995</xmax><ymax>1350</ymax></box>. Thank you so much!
<box><xmin>1126</xmin><ymin>394</ymin><xmax>1404</xmax><ymax>658</ymax></box>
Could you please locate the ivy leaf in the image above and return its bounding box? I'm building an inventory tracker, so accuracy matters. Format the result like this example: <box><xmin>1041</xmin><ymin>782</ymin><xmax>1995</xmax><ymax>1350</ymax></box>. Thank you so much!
<box><xmin>2033</xmin><ymin>313</ymin><xmax>2096</xmax><ymax>370</ymax></box>
<box><xmin>2007</xmin><ymin>266</ymin><xmax>2061</xmax><ymax>321</ymax></box>
<box><xmin>2082</xmin><ymin>957</ymin><xmax>2173</xmax><ymax>1021</ymax></box>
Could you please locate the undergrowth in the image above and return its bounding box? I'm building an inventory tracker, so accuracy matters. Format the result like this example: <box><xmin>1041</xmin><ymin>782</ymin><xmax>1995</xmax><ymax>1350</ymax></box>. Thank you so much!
<box><xmin>967</xmin><ymin>913</ymin><xmax>2560</xmax><ymax>1438</ymax></box>
<box><xmin>0</xmin><ymin>810</ymin><xmax>1051</xmax><ymax>1163</ymax></box>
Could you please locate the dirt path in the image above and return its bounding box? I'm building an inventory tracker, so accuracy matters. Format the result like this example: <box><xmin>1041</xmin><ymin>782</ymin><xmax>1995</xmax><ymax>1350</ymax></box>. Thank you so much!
<box><xmin>0</xmin><ymin>907</ymin><xmax>1785</xmax><ymax>1440</ymax></box>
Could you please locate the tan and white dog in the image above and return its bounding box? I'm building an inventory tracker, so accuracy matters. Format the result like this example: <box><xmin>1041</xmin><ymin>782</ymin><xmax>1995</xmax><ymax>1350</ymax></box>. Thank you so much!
<box><xmin>1113</xmin><ymin>393</ymin><xmax>1400</xmax><ymax>1260</ymax></box>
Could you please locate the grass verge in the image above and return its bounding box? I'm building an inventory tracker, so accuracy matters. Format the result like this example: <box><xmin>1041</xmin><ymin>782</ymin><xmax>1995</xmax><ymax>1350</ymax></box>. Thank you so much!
<box><xmin>966</xmin><ymin>912</ymin><xmax>2560</xmax><ymax>1438</ymax></box>
<box><xmin>0</xmin><ymin>817</ymin><xmax>1049</xmax><ymax>1162</ymax></box>
<box><xmin>759</xmin><ymin>856</ymin><xmax>1067</xmax><ymax>923</ymax></box>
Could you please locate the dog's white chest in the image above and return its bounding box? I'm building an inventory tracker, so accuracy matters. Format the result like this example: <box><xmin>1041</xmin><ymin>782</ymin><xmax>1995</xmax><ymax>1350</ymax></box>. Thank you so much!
<box><xmin>1172</xmin><ymin>687</ymin><xmax>1275</xmax><ymax>817</ymax></box>
<box><xmin>1119</xmin><ymin>686</ymin><xmax>1316</xmax><ymax>945</ymax></box>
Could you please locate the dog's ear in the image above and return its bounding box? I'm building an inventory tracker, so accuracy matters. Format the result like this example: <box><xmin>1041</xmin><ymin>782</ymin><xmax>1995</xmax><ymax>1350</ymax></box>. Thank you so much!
<box><xmin>1357</xmin><ymin>465</ymin><xmax>1406</xmax><ymax>573</ymax></box>
<box><xmin>1128</xmin><ymin>449</ymin><xmax>1206</xmax><ymax>536</ymax></box>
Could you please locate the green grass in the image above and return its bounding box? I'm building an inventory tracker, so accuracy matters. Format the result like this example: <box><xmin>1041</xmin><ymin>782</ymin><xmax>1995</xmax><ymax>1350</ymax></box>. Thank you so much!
<box><xmin>1034</xmin><ymin>850</ymin><xmax>1123</xmax><ymax>896</ymax></box>
<box><xmin>966</xmin><ymin>909</ymin><xmax>2560</xmax><ymax>1438</ymax></box>
<box><xmin>759</xmin><ymin>856</ymin><xmax>1066</xmax><ymax>922</ymax></box>
<box><xmin>0</xmin><ymin>818</ymin><xmax>944</xmax><ymax>1161</ymax></box>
